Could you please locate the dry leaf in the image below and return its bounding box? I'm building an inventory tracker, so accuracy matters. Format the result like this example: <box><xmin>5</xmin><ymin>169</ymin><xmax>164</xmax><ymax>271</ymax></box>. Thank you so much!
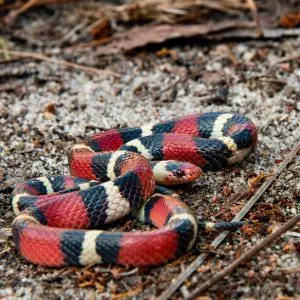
<box><xmin>279</xmin><ymin>11</ymin><xmax>300</xmax><ymax>28</ymax></box>
<box><xmin>43</xmin><ymin>103</ymin><xmax>56</xmax><ymax>120</ymax></box>
<box><xmin>96</xmin><ymin>20</ymin><xmax>254</xmax><ymax>53</ymax></box>
<box><xmin>89</xmin><ymin>17</ymin><xmax>112</xmax><ymax>39</ymax></box>
<box><xmin>282</xmin><ymin>242</ymin><xmax>296</xmax><ymax>253</ymax></box>
<box><xmin>156</xmin><ymin>47</ymin><xmax>179</xmax><ymax>60</ymax></box>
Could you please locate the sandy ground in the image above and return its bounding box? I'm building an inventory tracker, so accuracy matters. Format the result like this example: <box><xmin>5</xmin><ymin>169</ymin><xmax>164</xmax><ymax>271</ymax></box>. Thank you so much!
<box><xmin>0</xmin><ymin>4</ymin><xmax>300</xmax><ymax>299</ymax></box>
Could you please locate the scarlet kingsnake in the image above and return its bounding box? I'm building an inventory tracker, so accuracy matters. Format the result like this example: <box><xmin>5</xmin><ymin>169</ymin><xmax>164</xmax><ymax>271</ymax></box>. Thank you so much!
<box><xmin>12</xmin><ymin>112</ymin><xmax>257</xmax><ymax>267</ymax></box>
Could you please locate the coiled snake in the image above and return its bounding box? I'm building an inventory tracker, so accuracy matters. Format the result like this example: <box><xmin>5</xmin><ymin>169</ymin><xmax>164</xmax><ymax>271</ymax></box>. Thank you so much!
<box><xmin>12</xmin><ymin>112</ymin><xmax>257</xmax><ymax>267</ymax></box>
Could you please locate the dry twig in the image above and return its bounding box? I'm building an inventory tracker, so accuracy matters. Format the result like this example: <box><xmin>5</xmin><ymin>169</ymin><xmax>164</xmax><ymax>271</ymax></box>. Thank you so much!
<box><xmin>158</xmin><ymin>141</ymin><xmax>300</xmax><ymax>300</ymax></box>
<box><xmin>0</xmin><ymin>49</ymin><xmax>120</xmax><ymax>77</ymax></box>
<box><xmin>2</xmin><ymin>0</ymin><xmax>83</xmax><ymax>23</ymax></box>
<box><xmin>187</xmin><ymin>214</ymin><xmax>300</xmax><ymax>298</ymax></box>
<box><xmin>277</xmin><ymin>54</ymin><xmax>300</xmax><ymax>63</ymax></box>
<box><xmin>4</xmin><ymin>0</ymin><xmax>38</xmax><ymax>24</ymax></box>
<box><xmin>0</xmin><ymin>83</ymin><xmax>20</xmax><ymax>92</ymax></box>
<box><xmin>278</xmin><ymin>267</ymin><xmax>300</xmax><ymax>274</ymax></box>
<box><xmin>207</xmin><ymin>28</ymin><xmax>300</xmax><ymax>40</ymax></box>
<box><xmin>246</xmin><ymin>0</ymin><xmax>262</xmax><ymax>36</ymax></box>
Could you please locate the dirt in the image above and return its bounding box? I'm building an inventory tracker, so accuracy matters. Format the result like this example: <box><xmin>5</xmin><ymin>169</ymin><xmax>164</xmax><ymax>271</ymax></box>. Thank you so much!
<box><xmin>0</xmin><ymin>2</ymin><xmax>299</xmax><ymax>300</ymax></box>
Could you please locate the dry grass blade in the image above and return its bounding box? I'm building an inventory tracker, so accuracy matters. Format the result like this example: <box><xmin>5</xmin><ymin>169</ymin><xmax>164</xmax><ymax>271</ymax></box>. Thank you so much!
<box><xmin>113</xmin><ymin>0</ymin><xmax>250</xmax><ymax>23</ymax></box>
<box><xmin>246</xmin><ymin>0</ymin><xmax>262</xmax><ymax>36</ymax></box>
<box><xmin>2</xmin><ymin>0</ymin><xmax>85</xmax><ymax>23</ymax></box>
<box><xmin>4</xmin><ymin>0</ymin><xmax>39</xmax><ymax>24</ymax></box>
<box><xmin>157</xmin><ymin>141</ymin><xmax>300</xmax><ymax>300</ymax></box>
<box><xmin>0</xmin><ymin>49</ymin><xmax>120</xmax><ymax>77</ymax></box>
<box><xmin>206</xmin><ymin>27</ymin><xmax>300</xmax><ymax>40</ymax></box>
<box><xmin>88</xmin><ymin>0</ymin><xmax>251</xmax><ymax>35</ymax></box>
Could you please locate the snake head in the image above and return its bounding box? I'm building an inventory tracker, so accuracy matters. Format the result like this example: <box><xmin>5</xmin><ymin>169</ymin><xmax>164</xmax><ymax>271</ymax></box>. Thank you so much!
<box><xmin>152</xmin><ymin>160</ymin><xmax>202</xmax><ymax>185</ymax></box>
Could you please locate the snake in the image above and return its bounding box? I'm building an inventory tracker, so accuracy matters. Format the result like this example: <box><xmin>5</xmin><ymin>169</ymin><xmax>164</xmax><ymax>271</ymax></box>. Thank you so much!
<box><xmin>11</xmin><ymin>112</ymin><xmax>257</xmax><ymax>267</ymax></box>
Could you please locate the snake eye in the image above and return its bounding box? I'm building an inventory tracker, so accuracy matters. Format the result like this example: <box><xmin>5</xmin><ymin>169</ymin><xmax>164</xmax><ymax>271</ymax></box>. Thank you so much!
<box><xmin>174</xmin><ymin>169</ymin><xmax>185</xmax><ymax>177</ymax></box>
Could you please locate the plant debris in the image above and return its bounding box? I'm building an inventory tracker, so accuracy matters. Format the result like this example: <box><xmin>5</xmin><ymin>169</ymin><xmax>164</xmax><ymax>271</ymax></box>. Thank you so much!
<box><xmin>1</xmin><ymin>0</ymin><xmax>300</xmax><ymax>51</ymax></box>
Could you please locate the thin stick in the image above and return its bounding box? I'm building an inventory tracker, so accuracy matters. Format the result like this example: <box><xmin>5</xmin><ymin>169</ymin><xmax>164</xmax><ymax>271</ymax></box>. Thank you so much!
<box><xmin>277</xmin><ymin>54</ymin><xmax>300</xmax><ymax>63</ymax></box>
<box><xmin>4</xmin><ymin>0</ymin><xmax>39</xmax><ymax>24</ymax></box>
<box><xmin>157</xmin><ymin>141</ymin><xmax>300</xmax><ymax>300</ymax></box>
<box><xmin>187</xmin><ymin>214</ymin><xmax>300</xmax><ymax>299</ymax></box>
<box><xmin>0</xmin><ymin>83</ymin><xmax>20</xmax><ymax>92</ymax></box>
<box><xmin>278</xmin><ymin>267</ymin><xmax>300</xmax><ymax>274</ymax></box>
<box><xmin>2</xmin><ymin>0</ymin><xmax>84</xmax><ymax>21</ymax></box>
<box><xmin>246</xmin><ymin>0</ymin><xmax>262</xmax><ymax>37</ymax></box>
<box><xmin>0</xmin><ymin>49</ymin><xmax>120</xmax><ymax>77</ymax></box>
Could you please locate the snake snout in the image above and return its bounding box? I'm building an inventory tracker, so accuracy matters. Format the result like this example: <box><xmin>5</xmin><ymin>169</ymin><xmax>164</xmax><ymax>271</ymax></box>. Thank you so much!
<box><xmin>178</xmin><ymin>162</ymin><xmax>203</xmax><ymax>183</ymax></box>
<box><xmin>153</xmin><ymin>160</ymin><xmax>202</xmax><ymax>185</ymax></box>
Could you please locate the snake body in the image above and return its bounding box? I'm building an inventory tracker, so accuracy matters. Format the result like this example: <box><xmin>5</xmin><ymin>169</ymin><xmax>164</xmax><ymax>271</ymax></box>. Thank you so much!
<box><xmin>12</xmin><ymin>112</ymin><xmax>257</xmax><ymax>267</ymax></box>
